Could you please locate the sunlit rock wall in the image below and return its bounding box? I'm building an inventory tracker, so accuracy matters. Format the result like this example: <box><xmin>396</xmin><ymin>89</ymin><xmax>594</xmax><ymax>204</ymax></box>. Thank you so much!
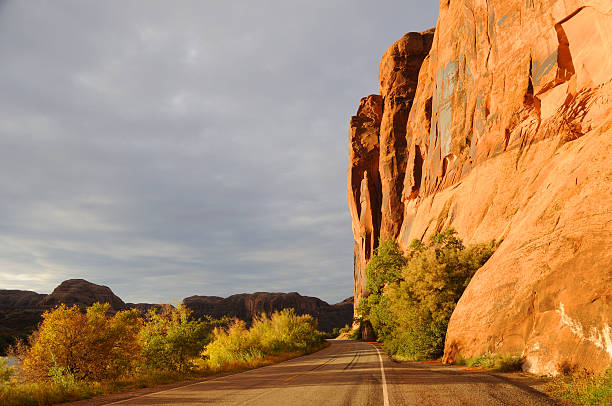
<box><xmin>348</xmin><ymin>31</ymin><xmax>434</xmax><ymax>312</ymax></box>
<box><xmin>348</xmin><ymin>0</ymin><xmax>612</xmax><ymax>374</ymax></box>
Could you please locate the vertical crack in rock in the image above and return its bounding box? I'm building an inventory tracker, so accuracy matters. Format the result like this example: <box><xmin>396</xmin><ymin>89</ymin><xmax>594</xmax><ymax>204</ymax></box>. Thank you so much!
<box><xmin>408</xmin><ymin>145</ymin><xmax>424</xmax><ymax>200</ymax></box>
<box><xmin>553</xmin><ymin>22</ymin><xmax>576</xmax><ymax>85</ymax></box>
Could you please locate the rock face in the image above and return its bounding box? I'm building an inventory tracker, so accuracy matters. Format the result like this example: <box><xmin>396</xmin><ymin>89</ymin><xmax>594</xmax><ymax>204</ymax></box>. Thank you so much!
<box><xmin>40</xmin><ymin>279</ymin><xmax>126</xmax><ymax>310</ymax></box>
<box><xmin>184</xmin><ymin>293</ymin><xmax>353</xmax><ymax>332</ymax></box>
<box><xmin>348</xmin><ymin>95</ymin><xmax>383</xmax><ymax>307</ymax></box>
<box><xmin>0</xmin><ymin>290</ymin><xmax>46</xmax><ymax>308</ymax></box>
<box><xmin>379</xmin><ymin>29</ymin><xmax>436</xmax><ymax>241</ymax></box>
<box><xmin>0</xmin><ymin>290</ymin><xmax>47</xmax><ymax>342</ymax></box>
<box><xmin>348</xmin><ymin>1</ymin><xmax>611</xmax><ymax>374</ymax></box>
<box><xmin>348</xmin><ymin>31</ymin><xmax>434</xmax><ymax>311</ymax></box>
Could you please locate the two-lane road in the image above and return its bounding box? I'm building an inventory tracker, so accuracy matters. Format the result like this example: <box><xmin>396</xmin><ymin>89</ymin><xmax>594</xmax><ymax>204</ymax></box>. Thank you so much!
<box><xmin>103</xmin><ymin>340</ymin><xmax>558</xmax><ymax>406</ymax></box>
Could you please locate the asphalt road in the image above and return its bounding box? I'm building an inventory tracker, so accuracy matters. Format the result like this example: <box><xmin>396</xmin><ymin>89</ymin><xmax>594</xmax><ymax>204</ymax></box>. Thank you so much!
<box><xmin>103</xmin><ymin>340</ymin><xmax>559</xmax><ymax>406</ymax></box>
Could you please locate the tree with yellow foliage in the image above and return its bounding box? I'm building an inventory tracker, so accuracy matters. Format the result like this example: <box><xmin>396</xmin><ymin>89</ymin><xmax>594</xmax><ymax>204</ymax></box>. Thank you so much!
<box><xmin>16</xmin><ymin>303</ymin><xmax>141</xmax><ymax>382</ymax></box>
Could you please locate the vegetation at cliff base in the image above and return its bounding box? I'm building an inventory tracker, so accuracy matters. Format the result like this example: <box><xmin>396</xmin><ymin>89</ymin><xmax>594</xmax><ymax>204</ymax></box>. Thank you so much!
<box><xmin>546</xmin><ymin>367</ymin><xmax>612</xmax><ymax>406</ymax></box>
<box><xmin>1</xmin><ymin>303</ymin><xmax>323</xmax><ymax>406</ymax></box>
<box><xmin>455</xmin><ymin>352</ymin><xmax>522</xmax><ymax>372</ymax></box>
<box><xmin>357</xmin><ymin>229</ymin><xmax>495</xmax><ymax>360</ymax></box>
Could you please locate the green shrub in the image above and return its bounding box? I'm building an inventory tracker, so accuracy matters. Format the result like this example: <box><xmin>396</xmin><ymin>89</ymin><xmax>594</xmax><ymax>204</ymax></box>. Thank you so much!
<box><xmin>364</xmin><ymin>239</ymin><xmax>407</xmax><ymax>294</ymax></box>
<box><xmin>319</xmin><ymin>327</ymin><xmax>344</xmax><ymax>339</ymax></box>
<box><xmin>0</xmin><ymin>357</ymin><xmax>13</xmax><ymax>383</ymax></box>
<box><xmin>325</xmin><ymin>327</ymin><xmax>341</xmax><ymax>339</ymax></box>
<box><xmin>3</xmin><ymin>303</ymin><xmax>325</xmax><ymax>404</ymax></box>
<box><xmin>546</xmin><ymin>368</ymin><xmax>612</xmax><ymax>405</ymax></box>
<box><xmin>204</xmin><ymin>319</ymin><xmax>264</xmax><ymax>367</ymax></box>
<box><xmin>339</xmin><ymin>325</ymin><xmax>351</xmax><ymax>334</ymax></box>
<box><xmin>348</xmin><ymin>326</ymin><xmax>361</xmax><ymax>340</ymax></box>
<box><xmin>356</xmin><ymin>240</ymin><xmax>407</xmax><ymax>342</ymax></box>
<box><xmin>358</xmin><ymin>230</ymin><xmax>495</xmax><ymax>360</ymax></box>
<box><xmin>455</xmin><ymin>352</ymin><xmax>522</xmax><ymax>372</ymax></box>
<box><xmin>140</xmin><ymin>303</ymin><xmax>216</xmax><ymax>373</ymax></box>
<box><xmin>203</xmin><ymin>309</ymin><xmax>322</xmax><ymax>368</ymax></box>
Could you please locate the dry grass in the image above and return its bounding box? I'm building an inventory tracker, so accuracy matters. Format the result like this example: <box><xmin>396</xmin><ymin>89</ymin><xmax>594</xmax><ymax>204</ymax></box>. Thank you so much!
<box><xmin>0</xmin><ymin>342</ymin><xmax>329</xmax><ymax>406</ymax></box>
<box><xmin>455</xmin><ymin>352</ymin><xmax>523</xmax><ymax>372</ymax></box>
<box><xmin>0</xmin><ymin>343</ymin><xmax>329</xmax><ymax>406</ymax></box>
<box><xmin>0</xmin><ymin>370</ymin><xmax>198</xmax><ymax>406</ymax></box>
<box><xmin>1</xmin><ymin>306</ymin><xmax>327</xmax><ymax>405</ymax></box>
<box><xmin>203</xmin><ymin>341</ymin><xmax>328</xmax><ymax>374</ymax></box>
<box><xmin>545</xmin><ymin>367</ymin><xmax>612</xmax><ymax>406</ymax></box>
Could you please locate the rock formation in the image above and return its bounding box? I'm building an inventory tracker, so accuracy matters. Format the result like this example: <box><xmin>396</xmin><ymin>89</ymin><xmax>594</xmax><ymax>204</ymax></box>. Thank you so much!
<box><xmin>40</xmin><ymin>279</ymin><xmax>126</xmax><ymax>310</ymax></box>
<box><xmin>184</xmin><ymin>293</ymin><xmax>353</xmax><ymax>332</ymax></box>
<box><xmin>0</xmin><ymin>290</ymin><xmax>46</xmax><ymax>308</ymax></box>
<box><xmin>348</xmin><ymin>30</ymin><xmax>434</xmax><ymax>310</ymax></box>
<box><xmin>348</xmin><ymin>94</ymin><xmax>383</xmax><ymax>306</ymax></box>
<box><xmin>0</xmin><ymin>279</ymin><xmax>129</xmax><ymax>353</ymax></box>
<box><xmin>348</xmin><ymin>0</ymin><xmax>611</xmax><ymax>374</ymax></box>
<box><xmin>0</xmin><ymin>280</ymin><xmax>353</xmax><ymax>353</ymax></box>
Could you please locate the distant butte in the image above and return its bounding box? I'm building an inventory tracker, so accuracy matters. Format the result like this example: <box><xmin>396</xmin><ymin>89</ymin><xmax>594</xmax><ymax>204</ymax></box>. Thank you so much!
<box><xmin>0</xmin><ymin>279</ymin><xmax>353</xmax><ymax>353</ymax></box>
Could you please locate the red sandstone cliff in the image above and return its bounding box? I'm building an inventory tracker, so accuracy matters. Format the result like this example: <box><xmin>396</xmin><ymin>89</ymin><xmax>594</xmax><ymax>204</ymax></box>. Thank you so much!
<box><xmin>348</xmin><ymin>30</ymin><xmax>434</xmax><ymax>310</ymax></box>
<box><xmin>348</xmin><ymin>0</ymin><xmax>611</xmax><ymax>374</ymax></box>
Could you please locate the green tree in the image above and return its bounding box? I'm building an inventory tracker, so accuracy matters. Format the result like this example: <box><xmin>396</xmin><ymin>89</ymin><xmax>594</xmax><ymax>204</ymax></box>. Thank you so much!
<box><xmin>358</xmin><ymin>230</ymin><xmax>495</xmax><ymax>360</ymax></box>
<box><xmin>140</xmin><ymin>303</ymin><xmax>214</xmax><ymax>373</ymax></box>
<box><xmin>357</xmin><ymin>239</ymin><xmax>406</xmax><ymax>341</ymax></box>
<box><xmin>203</xmin><ymin>309</ymin><xmax>322</xmax><ymax>369</ymax></box>
<box><xmin>365</xmin><ymin>239</ymin><xmax>407</xmax><ymax>294</ymax></box>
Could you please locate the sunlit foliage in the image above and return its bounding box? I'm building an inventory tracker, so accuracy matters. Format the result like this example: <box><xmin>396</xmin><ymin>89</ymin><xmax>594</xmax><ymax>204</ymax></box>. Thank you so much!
<box><xmin>139</xmin><ymin>303</ymin><xmax>215</xmax><ymax>373</ymax></box>
<box><xmin>0</xmin><ymin>357</ymin><xmax>13</xmax><ymax>383</ymax></box>
<box><xmin>358</xmin><ymin>229</ymin><xmax>495</xmax><ymax>360</ymax></box>
<box><xmin>15</xmin><ymin>303</ymin><xmax>141</xmax><ymax>382</ymax></box>
<box><xmin>3</xmin><ymin>302</ymin><xmax>324</xmax><ymax>405</ymax></box>
<box><xmin>203</xmin><ymin>309</ymin><xmax>322</xmax><ymax>368</ymax></box>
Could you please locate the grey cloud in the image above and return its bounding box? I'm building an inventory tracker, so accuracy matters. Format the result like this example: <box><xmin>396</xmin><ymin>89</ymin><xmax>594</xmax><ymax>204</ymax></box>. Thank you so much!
<box><xmin>0</xmin><ymin>0</ymin><xmax>438</xmax><ymax>304</ymax></box>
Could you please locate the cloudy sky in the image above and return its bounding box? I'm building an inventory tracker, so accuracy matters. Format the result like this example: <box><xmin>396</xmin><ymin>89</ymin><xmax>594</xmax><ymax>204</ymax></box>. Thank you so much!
<box><xmin>0</xmin><ymin>1</ymin><xmax>438</xmax><ymax>304</ymax></box>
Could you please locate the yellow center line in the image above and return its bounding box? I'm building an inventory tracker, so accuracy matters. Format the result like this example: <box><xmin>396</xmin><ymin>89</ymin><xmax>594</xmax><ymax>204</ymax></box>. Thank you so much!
<box><xmin>284</xmin><ymin>374</ymin><xmax>299</xmax><ymax>382</ymax></box>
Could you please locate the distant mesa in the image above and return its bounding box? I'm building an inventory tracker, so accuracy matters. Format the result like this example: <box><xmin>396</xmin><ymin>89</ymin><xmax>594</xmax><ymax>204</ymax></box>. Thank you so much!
<box><xmin>184</xmin><ymin>292</ymin><xmax>353</xmax><ymax>332</ymax></box>
<box><xmin>40</xmin><ymin>279</ymin><xmax>127</xmax><ymax>310</ymax></box>
<box><xmin>0</xmin><ymin>290</ymin><xmax>46</xmax><ymax>308</ymax></box>
<box><xmin>0</xmin><ymin>279</ymin><xmax>353</xmax><ymax>353</ymax></box>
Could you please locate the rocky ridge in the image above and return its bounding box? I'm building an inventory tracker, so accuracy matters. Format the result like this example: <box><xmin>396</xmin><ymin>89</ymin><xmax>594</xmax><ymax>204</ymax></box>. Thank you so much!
<box><xmin>40</xmin><ymin>279</ymin><xmax>126</xmax><ymax>310</ymax></box>
<box><xmin>348</xmin><ymin>0</ymin><xmax>611</xmax><ymax>374</ymax></box>
<box><xmin>185</xmin><ymin>293</ymin><xmax>353</xmax><ymax>332</ymax></box>
<box><xmin>0</xmin><ymin>279</ymin><xmax>353</xmax><ymax>353</ymax></box>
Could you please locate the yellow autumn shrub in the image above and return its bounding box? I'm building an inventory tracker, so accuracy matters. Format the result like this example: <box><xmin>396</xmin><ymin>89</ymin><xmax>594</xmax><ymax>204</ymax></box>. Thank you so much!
<box><xmin>203</xmin><ymin>309</ymin><xmax>322</xmax><ymax>368</ymax></box>
<box><xmin>15</xmin><ymin>303</ymin><xmax>141</xmax><ymax>382</ymax></box>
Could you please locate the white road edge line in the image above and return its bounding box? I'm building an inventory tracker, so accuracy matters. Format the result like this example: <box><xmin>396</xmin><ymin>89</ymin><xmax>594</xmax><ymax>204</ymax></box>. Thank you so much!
<box><xmin>372</xmin><ymin>344</ymin><xmax>390</xmax><ymax>406</ymax></box>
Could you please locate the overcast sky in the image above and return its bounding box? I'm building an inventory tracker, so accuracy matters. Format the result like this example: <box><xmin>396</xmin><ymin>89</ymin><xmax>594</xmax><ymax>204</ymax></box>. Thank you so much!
<box><xmin>0</xmin><ymin>1</ymin><xmax>438</xmax><ymax>304</ymax></box>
